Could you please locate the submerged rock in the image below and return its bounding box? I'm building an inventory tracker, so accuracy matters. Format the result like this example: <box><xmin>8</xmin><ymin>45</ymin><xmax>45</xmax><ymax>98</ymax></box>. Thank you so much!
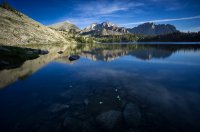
<box><xmin>63</xmin><ymin>117</ymin><xmax>95</xmax><ymax>132</ymax></box>
<box><xmin>123</xmin><ymin>103</ymin><xmax>141</xmax><ymax>127</ymax></box>
<box><xmin>49</xmin><ymin>103</ymin><xmax>70</xmax><ymax>113</ymax></box>
<box><xmin>69</xmin><ymin>55</ymin><xmax>80</xmax><ymax>61</ymax></box>
<box><xmin>63</xmin><ymin>117</ymin><xmax>81</xmax><ymax>131</ymax></box>
<box><xmin>96</xmin><ymin>110</ymin><xmax>122</xmax><ymax>131</ymax></box>
<box><xmin>84</xmin><ymin>99</ymin><xmax>89</xmax><ymax>105</ymax></box>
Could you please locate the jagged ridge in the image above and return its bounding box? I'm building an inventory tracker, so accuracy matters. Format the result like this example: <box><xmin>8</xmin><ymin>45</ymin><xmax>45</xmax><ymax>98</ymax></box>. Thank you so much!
<box><xmin>80</xmin><ymin>22</ymin><xmax>129</xmax><ymax>36</ymax></box>
<box><xmin>128</xmin><ymin>22</ymin><xmax>179</xmax><ymax>35</ymax></box>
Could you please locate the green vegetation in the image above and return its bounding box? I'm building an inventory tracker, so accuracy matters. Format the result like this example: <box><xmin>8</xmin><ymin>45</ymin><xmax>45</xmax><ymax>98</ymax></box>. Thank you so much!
<box><xmin>139</xmin><ymin>32</ymin><xmax>200</xmax><ymax>42</ymax></box>
<box><xmin>70</xmin><ymin>43</ymin><xmax>200</xmax><ymax>60</ymax></box>
<box><xmin>93</xmin><ymin>34</ymin><xmax>143</xmax><ymax>43</ymax></box>
<box><xmin>76</xmin><ymin>32</ymin><xmax>200</xmax><ymax>43</ymax></box>
<box><xmin>74</xmin><ymin>34</ymin><xmax>143</xmax><ymax>43</ymax></box>
<box><xmin>75</xmin><ymin>36</ymin><xmax>95</xmax><ymax>43</ymax></box>
<box><xmin>0</xmin><ymin>1</ymin><xmax>22</xmax><ymax>17</ymax></box>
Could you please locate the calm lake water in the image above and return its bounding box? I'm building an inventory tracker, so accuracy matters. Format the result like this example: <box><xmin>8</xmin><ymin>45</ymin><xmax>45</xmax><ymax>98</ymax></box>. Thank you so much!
<box><xmin>0</xmin><ymin>43</ymin><xmax>200</xmax><ymax>132</ymax></box>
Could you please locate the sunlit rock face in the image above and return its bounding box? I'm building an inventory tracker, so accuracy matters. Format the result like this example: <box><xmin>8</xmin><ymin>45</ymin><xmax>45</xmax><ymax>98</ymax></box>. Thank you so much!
<box><xmin>48</xmin><ymin>21</ymin><xmax>81</xmax><ymax>33</ymax></box>
<box><xmin>81</xmin><ymin>22</ymin><xmax>129</xmax><ymax>36</ymax></box>
<box><xmin>128</xmin><ymin>22</ymin><xmax>179</xmax><ymax>35</ymax></box>
<box><xmin>84</xmin><ymin>23</ymin><xmax>98</xmax><ymax>31</ymax></box>
<box><xmin>81</xmin><ymin>22</ymin><xmax>178</xmax><ymax>36</ymax></box>
<box><xmin>0</xmin><ymin>7</ymin><xmax>67</xmax><ymax>45</ymax></box>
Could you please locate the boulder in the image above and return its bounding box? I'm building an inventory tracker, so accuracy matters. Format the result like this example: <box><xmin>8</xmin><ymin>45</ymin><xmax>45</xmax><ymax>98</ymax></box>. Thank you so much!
<box><xmin>63</xmin><ymin>117</ymin><xmax>95</xmax><ymax>132</ymax></box>
<box><xmin>123</xmin><ymin>103</ymin><xmax>141</xmax><ymax>127</ymax></box>
<box><xmin>96</xmin><ymin>110</ymin><xmax>122</xmax><ymax>131</ymax></box>
<box><xmin>49</xmin><ymin>103</ymin><xmax>69</xmax><ymax>113</ymax></box>
<box><xmin>63</xmin><ymin>117</ymin><xmax>81</xmax><ymax>131</ymax></box>
<box><xmin>84</xmin><ymin>98</ymin><xmax>89</xmax><ymax>105</ymax></box>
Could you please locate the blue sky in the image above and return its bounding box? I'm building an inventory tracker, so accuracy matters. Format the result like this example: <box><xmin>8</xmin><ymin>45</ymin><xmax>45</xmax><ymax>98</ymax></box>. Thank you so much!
<box><xmin>3</xmin><ymin>0</ymin><xmax>200</xmax><ymax>31</ymax></box>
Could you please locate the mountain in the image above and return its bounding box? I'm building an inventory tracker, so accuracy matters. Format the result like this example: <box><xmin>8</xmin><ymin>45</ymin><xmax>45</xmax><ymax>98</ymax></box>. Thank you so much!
<box><xmin>81</xmin><ymin>22</ymin><xmax>179</xmax><ymax>37</ymax></box>
<box><xmin>48</xmin><ymin>21</ymin><xmax>81</xmax><ymax>33</ymax></box>
<box><xmin>128</xmin><ymin>22</ymin><xmax>179</xmax><ymax>35</ymax></box>
<box><xmin>0</xmin><ymin>3</ymin><xmax>67</xmax><ymax>45</ymax></box>
<box><xmin>81</xmin><ymin>22</ymin><xmax>129</xmax><ymax>36</ymax></box>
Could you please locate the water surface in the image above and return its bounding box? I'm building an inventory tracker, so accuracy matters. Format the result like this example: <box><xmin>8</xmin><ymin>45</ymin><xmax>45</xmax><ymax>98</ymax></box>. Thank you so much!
<box><xmin>0</xmin><ymin>43</ymin><xmax>200</xmax><ymax>132</ymax></box>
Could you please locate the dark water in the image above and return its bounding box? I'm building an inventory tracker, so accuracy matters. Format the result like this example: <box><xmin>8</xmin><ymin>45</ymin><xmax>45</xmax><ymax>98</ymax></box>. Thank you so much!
<box><xmin>0</xmin><ymin>44</ymin><xmax>200</xmax><ymax>132</ymax></box>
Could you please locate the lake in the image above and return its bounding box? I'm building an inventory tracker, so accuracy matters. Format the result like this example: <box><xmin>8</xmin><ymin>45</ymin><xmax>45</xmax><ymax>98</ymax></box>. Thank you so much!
<box><xmin>0</xmin><ymin>43</ymin><xmax>200</xmax><ymax>132</ymax></box>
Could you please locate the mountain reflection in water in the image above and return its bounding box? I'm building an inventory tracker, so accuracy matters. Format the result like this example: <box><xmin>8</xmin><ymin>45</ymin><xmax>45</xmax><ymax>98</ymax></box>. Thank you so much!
<box><xmin>1</xmin><ymin>44</ymin><xmax>200</xmax><ymax>88</ymax></box>
<box><xmin>0</xmin><ymin>43</ymin><xmax>200</xmax><ymax>132</ymax></box>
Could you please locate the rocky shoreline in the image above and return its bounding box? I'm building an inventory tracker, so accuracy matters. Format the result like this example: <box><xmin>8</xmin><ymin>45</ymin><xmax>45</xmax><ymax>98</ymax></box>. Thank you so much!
<box><xmin>0</xmin><ymin>46</ymin><xmax>48</xmax><ymax>70</ymax></box>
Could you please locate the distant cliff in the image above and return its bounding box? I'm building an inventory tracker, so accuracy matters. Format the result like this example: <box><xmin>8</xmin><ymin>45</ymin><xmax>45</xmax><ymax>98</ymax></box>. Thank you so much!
<box><xmin>139</xmin><ymin>32</ymin><xmax>200</xmax><ymax>42</ymax></box>
<box><xmin>128</xmin><ymin>22</ymin><xmax>179</xmax><ymax>35</ymax></box>
<box><xmin>79</xmin><ymin>22</ymin><xmax>179</xmax><ymax>37</ymax></box>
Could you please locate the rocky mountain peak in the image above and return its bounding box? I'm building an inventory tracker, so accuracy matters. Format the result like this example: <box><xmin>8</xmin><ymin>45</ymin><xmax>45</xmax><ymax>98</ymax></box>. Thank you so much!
<box><xmin>128</xmin><ymin>22</ymin><xmax>178</xmax><ymax>35</ymax></box>
<box><xmin>81</xmin><ymin>21</ymin><xmax>178</xmax><ymax>36</ymax></box>
<box><xmin>85</xmin><ymin>23</ymin><xmax>97</xmax><ymax>31</ymax></box>
<box><xmin>81</xmin><ymin>22</ymin><xmax>129</xmax><ymax>36</ymax></box>
<box><xmin>48</xmin><ymin>21</ymin><xmax>80</xmax><ymax>32</ymax></box>
<box><xmin>101</xmin><ymin>22</ymin><xmax>116</xmax><ymax>27</ymax></box>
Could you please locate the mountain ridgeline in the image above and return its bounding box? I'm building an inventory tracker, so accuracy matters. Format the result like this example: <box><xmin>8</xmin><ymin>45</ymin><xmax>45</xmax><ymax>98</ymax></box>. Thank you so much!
<box><xmin>127</xmin><ymin>22</ymin><xmax>178</xmax><ymax>35</ymax></box>
<box><xmin>80</xmin><ymin>22</ymin><xmax>129</xmax><ymax>36</ymax></box>
<box><xmin>76</xmin><ymin>22</ymin><xmax>199</xmax><ymax>42</ymax></box>
<box><xmin>49</xmin><ymin>21</ymin><xmax>81</xmax><ymax>33</ymax></box>
<box><xmin>0</xmin><ymin>2</ymin><xmax>199</xmax><ymax>45</ymax></box>
<box><xmin>79</xmin><ymin>22</ymin><xmax>179</xmax><ymax>36</ymax></box>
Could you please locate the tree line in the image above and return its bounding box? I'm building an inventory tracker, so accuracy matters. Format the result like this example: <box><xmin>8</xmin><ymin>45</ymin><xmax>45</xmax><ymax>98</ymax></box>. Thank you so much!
<box><xmin>138</xmin><ymin>32</ymin><xmax>200</xmax><ymax>42</ymax></box>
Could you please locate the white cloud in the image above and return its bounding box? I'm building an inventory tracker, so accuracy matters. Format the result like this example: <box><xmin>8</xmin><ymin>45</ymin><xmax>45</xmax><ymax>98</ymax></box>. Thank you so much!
<box><xmin>62</xmin><ymin>0</ymin><xmax>144</xmax><ymax>28</ymax></box>
<box><xmin>50</xmin><ymin>0</ymin><xmax>193</xmax><ymax>29</ymax></box>
<box><xmin>123</xmin><ymin>15</ymin><xmax>200</xmax><ymax>26</ymax></box>
<box><xmin>76</xmin><ymin>0</ymin><xmax>144</xmax><ymax>16</ymax></box>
